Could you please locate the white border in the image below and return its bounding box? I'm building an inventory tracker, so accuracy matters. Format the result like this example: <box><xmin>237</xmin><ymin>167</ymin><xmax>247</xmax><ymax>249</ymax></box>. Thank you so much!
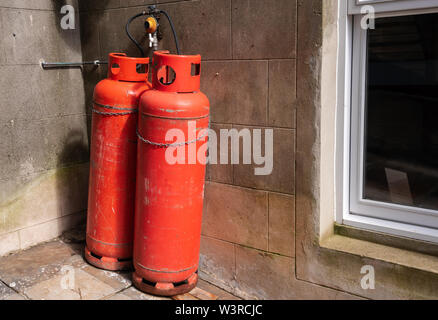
<box><xmin>336</xmin><ymin>0</ymin><xmax>353</xmax><ymax>225</ymax></box>
<box><xmin>336</xmin><ymin>0</ymin><xmax>438</xmax><ymax>243</ymax></box>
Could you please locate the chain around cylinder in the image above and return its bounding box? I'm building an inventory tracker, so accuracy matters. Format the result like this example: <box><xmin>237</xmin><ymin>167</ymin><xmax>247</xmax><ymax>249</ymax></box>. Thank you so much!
<box><xmin>136</xmin><ymin>124</ymin><xmax>210</xmax><ymax>148</ymax></box>
<box><xmin>91</xmin><ymin>102</ymin><xmax>138</xmax><ymax>116</ymax></box>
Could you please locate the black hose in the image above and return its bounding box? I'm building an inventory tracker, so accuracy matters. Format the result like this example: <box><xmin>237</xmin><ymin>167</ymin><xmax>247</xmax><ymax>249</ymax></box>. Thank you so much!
<box><xmin>126</xmin><ymin>11</ymin><xmax>147</xmax><ymax>57</ymax></box>
<box><xmin>125</xmin><ymin>9</ymin><xmax>180</xmax><ymax>56</ymax></box>
<box><xmin>159</xmin><ymin>10</ymin><xmax>181</xmax><ymax>55</ymax></box>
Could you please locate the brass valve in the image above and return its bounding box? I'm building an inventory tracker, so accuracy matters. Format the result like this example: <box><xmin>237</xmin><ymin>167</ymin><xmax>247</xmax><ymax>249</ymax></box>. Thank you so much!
<box><xmin>145</xmin><ymin>16</ymin><xmax>158</xmax><ymax>34</ymax></box>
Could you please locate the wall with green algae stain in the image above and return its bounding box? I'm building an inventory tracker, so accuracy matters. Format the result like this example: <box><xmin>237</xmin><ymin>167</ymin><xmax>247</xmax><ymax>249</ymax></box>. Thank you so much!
<box><xmin>0</xmin><ymin>164</ymin><xmax>89</xmax><ymax>237</ymax></box>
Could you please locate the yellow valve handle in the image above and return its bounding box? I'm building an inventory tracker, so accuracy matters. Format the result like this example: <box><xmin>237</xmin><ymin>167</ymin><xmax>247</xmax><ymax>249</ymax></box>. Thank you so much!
<box><xmin>146</xmin><ymin>16</ymin><xmax>158</xmax><ymax>33</ymax></box>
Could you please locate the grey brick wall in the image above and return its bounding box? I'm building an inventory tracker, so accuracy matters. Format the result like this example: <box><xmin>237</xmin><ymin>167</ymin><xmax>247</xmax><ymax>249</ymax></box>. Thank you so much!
<box><xmin>0</xmin><ymin>0</ymin><xmax>89</xmax><ymax>254</ymax></box>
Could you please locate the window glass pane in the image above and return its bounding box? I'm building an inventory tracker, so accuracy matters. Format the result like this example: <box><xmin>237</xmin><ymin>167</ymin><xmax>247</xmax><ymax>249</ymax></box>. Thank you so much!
<box><xmin>364</xmin><ymin>13</ymin><xmax>438</xmax><ymax>211</ymax></box>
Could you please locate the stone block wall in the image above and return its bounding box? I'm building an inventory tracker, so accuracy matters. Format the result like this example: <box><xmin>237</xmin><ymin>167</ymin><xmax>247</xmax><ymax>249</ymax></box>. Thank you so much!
<box><xmin>0</xmin><ymin>0</ymin><xmax>89</xmax><ymax>255</ymax></box>
<box><xmin>197</xmin><ymin>0</ymin><xmax>297</xmax><ymax>297</ymax></box>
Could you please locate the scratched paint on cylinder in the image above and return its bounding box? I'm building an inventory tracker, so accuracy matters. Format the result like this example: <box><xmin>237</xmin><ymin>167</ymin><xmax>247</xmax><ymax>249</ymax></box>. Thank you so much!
<box><xmin>85</xmin><ymin>53</ymin><xmax>152</xmax><ymax>271</ymax></box>
<box><xmin>133</xmin><ymin>51</ymin><xmax>210</xmax><ymax>297</ymax></box>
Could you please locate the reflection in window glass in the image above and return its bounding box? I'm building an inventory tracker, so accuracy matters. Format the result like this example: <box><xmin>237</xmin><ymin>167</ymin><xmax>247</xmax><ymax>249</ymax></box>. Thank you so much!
<box><xmin>364</xmin><ymin>13</ymin><xmax>438</xmax><ymax>210</ymax></box>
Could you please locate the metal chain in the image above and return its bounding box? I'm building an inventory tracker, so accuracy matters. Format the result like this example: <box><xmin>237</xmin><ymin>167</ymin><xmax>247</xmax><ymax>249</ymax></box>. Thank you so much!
<box><xmin>136</xmin><ymin>125</ymin><xmax>210</xmax><ymax>148</ymax></box>
<box><xmin>92</xmin><ymin>108</ymin><xmax>137</xmax><ymax>116</ymax></box>
<box><xmin>93</xmin><ymin>100</ymin><xmax>210</xmax><ymax>147</ymax></box>
<box><xmin>91</xmin><ymin>102</ymin><xmax>138</xmax><ymax>116</ymax></box>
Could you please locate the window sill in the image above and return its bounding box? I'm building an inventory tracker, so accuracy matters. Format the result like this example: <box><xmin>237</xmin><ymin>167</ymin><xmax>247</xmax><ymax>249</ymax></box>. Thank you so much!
<box><xmin>340</xmin><ymin>213</ymin><xmax>438</xmax><ymax>244</ymax></box>
<box><xmin>335</xmin><ymin>223</ymin><xmax>438</xmax><ymax>257</ymax></box>
<box><xmin>321</xmin><ymin>230</ymin><xmax>438</xmax><ymax>275</ymax></box>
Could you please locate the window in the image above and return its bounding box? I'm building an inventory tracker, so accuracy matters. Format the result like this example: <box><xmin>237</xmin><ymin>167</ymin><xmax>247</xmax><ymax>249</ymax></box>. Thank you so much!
<box><xmin>338</xmin><ymin>0</ymin><xmax>438</xmax><ymax>242</ymax></box>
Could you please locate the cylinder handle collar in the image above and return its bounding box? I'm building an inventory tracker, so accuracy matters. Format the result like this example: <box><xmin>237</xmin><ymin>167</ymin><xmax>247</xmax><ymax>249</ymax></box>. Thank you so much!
<box><xmin>108</xmin><ymin>53</ymin><xmax>150</xmax><ymax>82</ymax></box>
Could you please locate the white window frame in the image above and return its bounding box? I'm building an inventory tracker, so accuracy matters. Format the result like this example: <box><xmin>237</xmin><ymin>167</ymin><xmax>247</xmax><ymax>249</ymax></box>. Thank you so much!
<box><xmin>349</xmin><ymin>0</ymin><xmax>438</xmax><ymax>14</ymax></box>
<box><xmin>336</xmin><ymin>0</ymin><xmax>438</xmax><ymax>243</ymax></box>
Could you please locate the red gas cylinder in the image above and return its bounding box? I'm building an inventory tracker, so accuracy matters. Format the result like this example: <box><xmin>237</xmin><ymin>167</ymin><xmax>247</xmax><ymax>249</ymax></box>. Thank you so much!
<box><xmin>85</xmin><ymin>53</ymin><xmax>152</xmax><ymax>271</ymax></box>
<box><xmin>133</xmin><ymin>50</ymin><xmax>210</xmax><ymax>296</ymax></box>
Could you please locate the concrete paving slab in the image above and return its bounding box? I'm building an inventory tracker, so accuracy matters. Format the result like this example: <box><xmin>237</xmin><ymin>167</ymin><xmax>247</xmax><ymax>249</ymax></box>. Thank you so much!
<box><xmin>0</xmin><ymin>239</ymin><xmax>238</xmax><ymax>300</ymax></box>
<box><xmin>0</xmin><ymin>281</ymin><xmax>17</xmax><ymax>299</ymax></box>
<box><xmin>111</xmin><ymin>287</ymin><xmax>171</xmax><ymax>300</ymax></box>
<box><xmin>79</xmin><ymin>264</ymin><xmax>131</xmax><ymax>291</ymax></box>
<box><xmin>3</xmin><ymin>293</ymin><xmax>27</xmax><ymax>300</ymax></box>
<box><xmin>0</xmin><ymin>240</ymin><xmax>80</xmax><ymax>292</ymax></box>
<box><xmin>197</xmin><ymin>279</ymin><xmax>241</xmax><ymax>300</ymax></box>
<box><xmin>105</xmin><ymin>293</ymin><xmax>132</xmax><ymax>300</ymax></box>
<box><xmin>23</xmin><ymin>268</ymin><xmax>115</xmax><ymax>300</ymax></box>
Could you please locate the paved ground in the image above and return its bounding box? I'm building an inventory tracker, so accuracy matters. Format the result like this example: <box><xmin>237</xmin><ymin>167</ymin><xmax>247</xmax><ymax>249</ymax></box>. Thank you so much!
<box><xmin>0</xmin><ymin>228</ymin><xmax>240</xmax><ymax>300</ymax></box>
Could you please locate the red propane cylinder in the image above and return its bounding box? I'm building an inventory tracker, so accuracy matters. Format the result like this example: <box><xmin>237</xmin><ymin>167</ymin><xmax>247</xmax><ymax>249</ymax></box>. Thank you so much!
<box><xmin>85</xmin><ymin>53</ymin><xmax>152</xmax><ymax>271</ymax></box>
<box><xmin>133</xmin><ymin>50</ymin><xmax>210</xmax><ymax>296</ymax></box>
